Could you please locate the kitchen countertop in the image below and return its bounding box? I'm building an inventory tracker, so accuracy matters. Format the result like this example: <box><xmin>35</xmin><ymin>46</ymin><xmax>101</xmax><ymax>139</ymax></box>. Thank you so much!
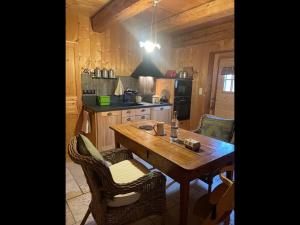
<box><xmin>84</xmin><ymin>102</ymin><xmax>172</xmax><ymax>112</ymax></box>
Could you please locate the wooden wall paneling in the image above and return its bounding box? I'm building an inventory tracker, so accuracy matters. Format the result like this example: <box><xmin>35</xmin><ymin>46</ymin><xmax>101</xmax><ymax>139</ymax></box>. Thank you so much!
<box><xmin>119</xmin><ymin>25</ymin><xmax>126</xmax><ymax>76</ymax></box>
<box><xmin>104</xmin><ymin>29</ymin><xmax>111</xmax><ymax>69</ymax></box>
<box><xmin>110</xmin><ymin>24</ymin><xmax>118</xmax><ymax>73</ymax></box>
<box><xmin>66</xmin><ymin>42</ymin><xmax>78</xmax><ymax>97</ymax></box>
<box><xmin>78</xmin><ymin>14</ymin><xmax>90</xmax><ymax>39</ymax></box>
<box><xmin>66</xmin><ymin>4</ymin><xmax>79</xmax><ymax>42</ymax></box>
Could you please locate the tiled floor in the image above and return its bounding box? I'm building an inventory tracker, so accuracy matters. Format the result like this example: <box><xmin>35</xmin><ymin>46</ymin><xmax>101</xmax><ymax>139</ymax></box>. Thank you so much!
<box><xmin>66</xmin><ymin>155</ymin><xmax>234</xmax><ymax>225</ymax></box>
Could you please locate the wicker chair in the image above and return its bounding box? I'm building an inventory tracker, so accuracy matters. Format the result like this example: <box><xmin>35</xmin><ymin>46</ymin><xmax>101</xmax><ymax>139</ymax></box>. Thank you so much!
<box><xmin>193</xmin><ymin>114</ymin><xmax>234</xmax><ymax>193</ymax></box>
<box><xmin>68</xmin><ymin>136</ymin><xmax>166</xmax><ymax>225</ymax></box>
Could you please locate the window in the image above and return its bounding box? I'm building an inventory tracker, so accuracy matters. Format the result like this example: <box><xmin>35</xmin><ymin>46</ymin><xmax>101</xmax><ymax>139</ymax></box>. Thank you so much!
<box><xmin>223</xmin><ymin>74</ymin><xmax>234</xmax><ymax>93</ymax></box>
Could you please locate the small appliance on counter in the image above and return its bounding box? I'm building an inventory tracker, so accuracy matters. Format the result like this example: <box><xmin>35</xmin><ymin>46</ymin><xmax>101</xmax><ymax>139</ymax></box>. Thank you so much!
<box><xmin>97</xmin><ymin>96</ymin><xmax>111</xmax><ymax>106</ymax></box>
<box><xmin>135</xmin><ymin>95</ymin><xmax>142</xmax><ymax>103</ymax></box>
<box><xmin>123</xmin><ymin>89</ymin><xmax>138</xmax><ymax>104</ymax></box>
<box><xmin>152</xmin><ymin>95</ymin><xmax>160</xmax><ymax>104</ymax></box>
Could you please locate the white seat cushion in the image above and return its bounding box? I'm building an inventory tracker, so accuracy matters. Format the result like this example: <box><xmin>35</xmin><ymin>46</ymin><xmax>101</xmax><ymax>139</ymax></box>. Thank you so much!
<box><xmin>107</xmin><ymin>159</ymin><xmax>149</xmax><ymax>207</ymax></box>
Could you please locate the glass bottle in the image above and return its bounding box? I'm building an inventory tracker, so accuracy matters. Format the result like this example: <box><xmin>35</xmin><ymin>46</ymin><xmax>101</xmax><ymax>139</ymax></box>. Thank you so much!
<box><xmin>170</xmin><ymin>111</ymin><xmax>179</xmax><ymax>141</ymax></box>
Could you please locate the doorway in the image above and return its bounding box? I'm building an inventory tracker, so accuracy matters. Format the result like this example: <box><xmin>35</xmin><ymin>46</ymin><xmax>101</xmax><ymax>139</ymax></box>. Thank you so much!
<box><xmin>209</xmin><ymin>51</ymin><xmax>234</xmax><ymax>119</ymax></box>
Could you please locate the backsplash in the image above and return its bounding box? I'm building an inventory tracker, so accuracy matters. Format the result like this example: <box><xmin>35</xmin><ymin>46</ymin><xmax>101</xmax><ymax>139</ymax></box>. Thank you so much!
<box><xmin>81</xmin><ymin>74</ymin><xmax>156</xmax><ymax>97</ymax></box>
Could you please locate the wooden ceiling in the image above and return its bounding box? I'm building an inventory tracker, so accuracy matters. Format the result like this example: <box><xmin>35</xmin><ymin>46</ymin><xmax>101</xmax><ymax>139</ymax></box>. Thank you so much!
<box><xmin>67</xmin><ymin>0</ymin><xmax>234</xmax><ymax>34</ymax></box>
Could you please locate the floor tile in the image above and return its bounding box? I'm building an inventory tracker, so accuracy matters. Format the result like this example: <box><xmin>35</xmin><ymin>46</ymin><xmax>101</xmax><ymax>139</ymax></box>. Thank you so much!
<box><xmin>66</xmin><ymin>176</ymin><xmax>82</xmax><ymax>200</ymax></box>
<box><xmin>67</xmin><ymin>193</ymin><xmax>91</xmax><ymax>222</ymax></box>
<box><xmin>66</xmin><ymin>203</ymin><xmax>75</xmax><ymax>225</ymax></box>
<box><xmin>80</xmin><ymin>183</ymin><xmax>90</xmax><ymax>193</ymax></box>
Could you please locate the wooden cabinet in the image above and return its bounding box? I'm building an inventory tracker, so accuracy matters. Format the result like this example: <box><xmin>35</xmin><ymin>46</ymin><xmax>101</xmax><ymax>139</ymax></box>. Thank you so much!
<box><xmin>96</xmin><ymin>111</ymin><xmax>121</xmax><ymax>151</ymax></box>
<box><xmin>135</xmin><ymin>108</ymin><xmax>150</xmax><ymax>115</ymax></box>
<box><xmin>150</xmin><ymin>106</ymin><xmax>172</xmax><ymax>124</ymax></box>
<box><xmin>135</xmin><ymin>115</ymin><xmax>150</xmax><ymax>121</ymax></box>
<box><xmin>121</xmin><ymin>108</ymin><xmax>151</xmax><ymax>124</ymax></box>
<box><xmin>122</xmin><ymin>116</ymin><xmax>135</xmax><ymax>124</ymax></box>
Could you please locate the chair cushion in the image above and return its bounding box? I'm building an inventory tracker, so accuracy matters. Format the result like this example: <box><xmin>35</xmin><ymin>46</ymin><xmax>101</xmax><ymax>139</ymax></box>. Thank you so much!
<box><xmin>107</xmin><ymin>159</ymin><xmax>149</xmax><ymax>207</ymax></box>
<box><xmin>200</xmin><ymin>115</ymin><xmax>234</xmax><ymax>142</ymax></box>
<box><xmin>77</xmin><ymin>134</ymin><xmax>111</xmax><ymax>166</ymax></box>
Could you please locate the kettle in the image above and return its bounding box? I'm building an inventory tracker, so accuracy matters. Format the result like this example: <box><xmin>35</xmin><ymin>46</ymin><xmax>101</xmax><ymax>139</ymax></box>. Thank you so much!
<box><xmin>102</xmin><ymin>68</ymin><xmax>108</xmax><ymax>78</ymax></box>
<box><xmin>94</xmin><ymin>67</ymin><xmax>101</xmax><ymax>78</ymax></box>
<box><xmin>108</xmin><ymin>69</ymin><xmax>115</xmax><ymax>78</ymax></box>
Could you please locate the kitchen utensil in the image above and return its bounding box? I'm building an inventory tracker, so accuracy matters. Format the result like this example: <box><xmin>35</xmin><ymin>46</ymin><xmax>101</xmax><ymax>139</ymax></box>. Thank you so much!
<box><xmin>183</xmin><ymin>67</ymin><xmax>194</xmax><ymax>79</ymax></box>
<box><xmin>108</xmin><ymin>69</ymin><xmax>115</xmax><ymax>78</ymax></box>
<box><xmin>153</xmin><ymin>122</ymin><xmax>165</xmax><ymax>136</ymax></box>
<box><xmin>101</xmin><ymin>68</ymin><xmax>108</xmax><ymax>78</ymax></box>
<box><xmin>179</xmin><ymin>71</ymin><xmax>184</xmax><ymax>78</ymax></box>
<box><xmin>94</xmin><ymin>67</ymin><xmax>101</xmax><ymax>78</ymax></box>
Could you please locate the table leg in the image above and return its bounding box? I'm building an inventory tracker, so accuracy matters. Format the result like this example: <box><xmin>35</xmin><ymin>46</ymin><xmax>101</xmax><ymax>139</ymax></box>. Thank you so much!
<box><xmin>180</xmin><ymin>181</ymin><xmax>190</xmax><ymax>225</ymax></box>
<box><xmin>114</xmin><ymin>134</ymin><xmax>120</xmax><ymax>148</ymax></box>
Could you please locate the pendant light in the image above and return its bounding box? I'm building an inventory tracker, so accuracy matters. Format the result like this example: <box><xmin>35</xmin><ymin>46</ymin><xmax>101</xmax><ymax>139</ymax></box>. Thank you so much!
<box><xmin>139</xmin><ymin>0</ymin><xmax>161</xmax><ymax>53</ymax></box>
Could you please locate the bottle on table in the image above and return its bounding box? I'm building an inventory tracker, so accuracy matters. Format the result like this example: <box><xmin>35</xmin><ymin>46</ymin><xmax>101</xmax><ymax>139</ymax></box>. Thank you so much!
<box><xmin>170</xmin><ymin>111</ymin><xmax>179</xmax><ymax>141</ymax></box>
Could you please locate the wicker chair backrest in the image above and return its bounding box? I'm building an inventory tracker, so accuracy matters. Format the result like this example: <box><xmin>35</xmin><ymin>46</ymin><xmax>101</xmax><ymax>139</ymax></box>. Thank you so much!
<box><xmin>68</xmin><ymin>136</ymin><xmax>115</xmax><ymax>204</ymax></box>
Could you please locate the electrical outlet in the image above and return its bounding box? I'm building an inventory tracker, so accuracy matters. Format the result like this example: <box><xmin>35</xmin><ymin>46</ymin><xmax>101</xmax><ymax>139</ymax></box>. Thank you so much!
<box><xmin>199</xmin><ymin>88</ymin><xmax>203</xmax><ymax>95</ymax></box>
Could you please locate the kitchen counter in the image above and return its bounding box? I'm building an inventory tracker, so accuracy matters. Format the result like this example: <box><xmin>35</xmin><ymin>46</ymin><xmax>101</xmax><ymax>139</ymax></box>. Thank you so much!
<box><xmin>84</xmin><ymin>102</ymin><xmax>172</xmax><ymax>113</ymax></box>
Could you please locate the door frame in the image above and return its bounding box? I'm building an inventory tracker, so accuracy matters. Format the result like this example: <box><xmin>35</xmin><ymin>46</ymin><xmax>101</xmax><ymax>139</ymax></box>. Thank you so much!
<box><xmin>207</xmin><ymin>50</ymin><xmax>234</xmax><ymax>115</ymax></box>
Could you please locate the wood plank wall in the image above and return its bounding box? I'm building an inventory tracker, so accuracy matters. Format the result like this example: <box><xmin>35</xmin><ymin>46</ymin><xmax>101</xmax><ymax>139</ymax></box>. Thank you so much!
<box><xmin>170</xmin><ymin>21</ymin><xmax>234</xmax><ymax>130</ymax></box>
<box><xmin>65</xmin><ymin>4</ymin><xmax>171</xmax><ymax>152</ymax></box>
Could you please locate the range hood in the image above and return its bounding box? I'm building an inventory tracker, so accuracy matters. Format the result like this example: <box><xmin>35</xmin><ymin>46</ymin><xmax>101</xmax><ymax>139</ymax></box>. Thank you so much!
<box><xmin>131</xmin><ymin>56</ymin><xmax>164</xmax><ymax>78</ymax></box>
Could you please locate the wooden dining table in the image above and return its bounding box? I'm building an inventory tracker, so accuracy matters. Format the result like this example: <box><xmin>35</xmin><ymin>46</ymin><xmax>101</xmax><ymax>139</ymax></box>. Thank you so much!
<box><xmin>110</xmin><ymin>120</ymin><xmax>234</xmax><ymax>225</ymax></box>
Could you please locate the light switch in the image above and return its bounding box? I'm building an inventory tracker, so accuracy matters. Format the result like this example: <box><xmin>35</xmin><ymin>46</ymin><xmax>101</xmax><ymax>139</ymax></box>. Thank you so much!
<box><xmin>199</xmin><ymin>88</ymin><xmax>203</xmax><ymax>95</ymax></box>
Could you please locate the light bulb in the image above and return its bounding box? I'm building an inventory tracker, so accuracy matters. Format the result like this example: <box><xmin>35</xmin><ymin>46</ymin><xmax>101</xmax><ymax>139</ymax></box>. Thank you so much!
<box><xmin>139</xmin><ymin>40</ymin><xmax>161</xmax><ymax>53</ymax></box>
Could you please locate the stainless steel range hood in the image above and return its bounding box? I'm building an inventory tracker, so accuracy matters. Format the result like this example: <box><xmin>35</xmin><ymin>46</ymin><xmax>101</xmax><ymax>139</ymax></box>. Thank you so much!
<box><xmin>131</xmin><ymin>56</ymin><xmax>164</xmax><ymax>78</ymax></box>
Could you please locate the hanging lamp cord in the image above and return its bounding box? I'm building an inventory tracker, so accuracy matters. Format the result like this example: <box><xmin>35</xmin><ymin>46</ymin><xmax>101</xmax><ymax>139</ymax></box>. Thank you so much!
<box><xmin>151</xmin><ymin>0</ymin><xmax>158</xmax><ymax>43</ymax></box>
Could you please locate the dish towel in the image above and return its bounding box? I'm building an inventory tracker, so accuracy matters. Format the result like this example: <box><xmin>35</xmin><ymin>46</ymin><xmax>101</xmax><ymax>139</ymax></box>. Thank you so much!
<box><xmin>81</xmin><ymin>110</ymin><xmax>91</xmax><ymax>134</ymax></box>
<box><xmin>114</xmin><ymin>78</ymin><xmax>124</xmax><ymax>96</ymax></box>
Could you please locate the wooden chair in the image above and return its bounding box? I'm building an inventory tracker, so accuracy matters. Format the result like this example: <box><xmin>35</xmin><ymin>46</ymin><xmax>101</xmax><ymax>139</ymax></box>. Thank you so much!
<box><xmin>193</xmin><ymin>165</ymin><xmax>234</xmax><ymax>225</ymax></box>
<box><xmin>193</xmin><ymin>114</ymin><xmax>234</xmax><ymax>192</ymax></box>
<box><xmin>68</xmin><ymin>136</ymin><xmax>166</xmax><ymax>225</ymax></box>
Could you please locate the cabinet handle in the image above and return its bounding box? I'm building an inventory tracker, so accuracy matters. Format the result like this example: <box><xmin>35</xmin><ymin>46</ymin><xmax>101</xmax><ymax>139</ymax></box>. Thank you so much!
<box><xmin>141</xmin><ymin>109</ymin><xmax>145</xmax><ymax>112</ymax></box>
<box><xmin>141</xmin><ymin>116</ymin><xmax>145</xmax><ymax>119</ymax></box>
<box><xmin>160</xmin><ymin>108</ymin><xmax>164</xmax><ymax>110</ymax></box>
<box><xmin>127</xmin><ymin>118</ymin><xmax>131</xmax><ymax>121</ymax></box>
<box><xmin>127</xmin><ymin>111</ymin><xmax>131</xmax><ymax>113</ymax></box>
<box><xmin>107</xmin><ymin>112</ymin><xmax>112</xmax><ymax>116</ymax></box>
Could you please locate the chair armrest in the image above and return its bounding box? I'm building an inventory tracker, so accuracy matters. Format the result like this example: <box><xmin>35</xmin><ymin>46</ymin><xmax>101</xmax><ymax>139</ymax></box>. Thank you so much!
<box><xmin>102</xmin><ymin>148</ymin><xmax>133</xmax><ymax>164</ymax></box>
<box><xmin>105</xmin><ymin>171</ymin><xmax>166</xmax><ymax>197</ymax></box>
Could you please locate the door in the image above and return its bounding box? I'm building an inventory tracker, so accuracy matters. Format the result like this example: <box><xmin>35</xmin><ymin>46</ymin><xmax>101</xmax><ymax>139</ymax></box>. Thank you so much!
<box><xmin>209</xmin><ymin>53</ymin><xmax>234</xmax><ymax>119</ymax></box>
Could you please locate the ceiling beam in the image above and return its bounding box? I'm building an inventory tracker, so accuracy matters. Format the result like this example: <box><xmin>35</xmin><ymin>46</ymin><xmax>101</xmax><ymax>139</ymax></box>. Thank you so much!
<box><xmin>156</xmin><ymin>0</ymin><xmax>234</xmax><ymax>33</ymax></box>
<box><xmin>91</xmin><ymin>0</ymin><xmax>154</xmax><ymax>33</ymax></box>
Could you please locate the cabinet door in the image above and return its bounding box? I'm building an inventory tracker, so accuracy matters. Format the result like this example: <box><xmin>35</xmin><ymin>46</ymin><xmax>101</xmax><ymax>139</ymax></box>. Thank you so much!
<box><xmin>150</xmin><ymin>106</ymin><xmax>171</xmax><ymax>124</ymax></box>
<box><xmin>96</xmin><ymin>111</ymin><xmax>121</xmax><ymax>151</ymax></box>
